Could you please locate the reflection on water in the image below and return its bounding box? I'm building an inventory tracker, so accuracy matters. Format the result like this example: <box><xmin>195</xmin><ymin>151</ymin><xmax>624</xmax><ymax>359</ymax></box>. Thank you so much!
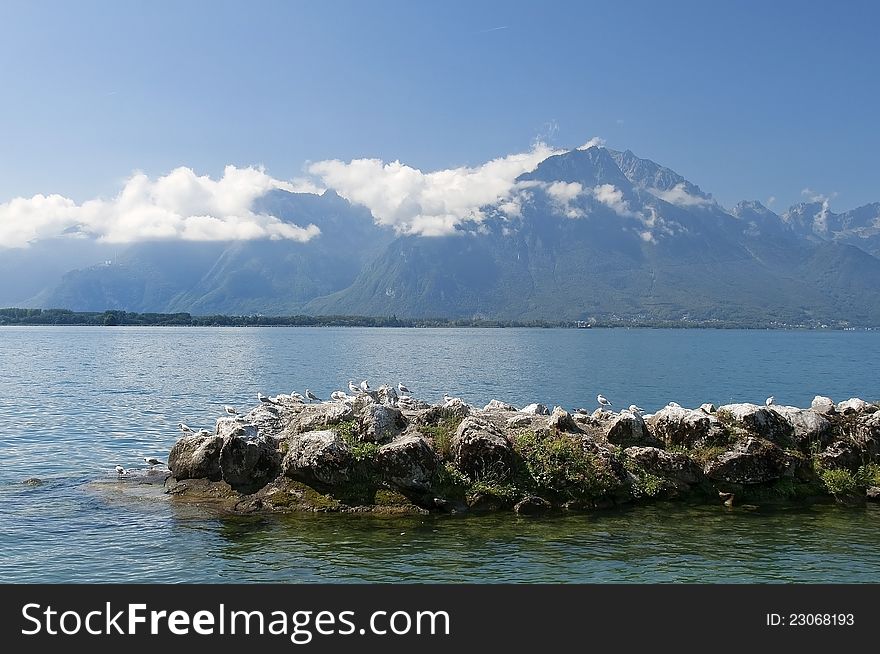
<box><xmin>1</xmin><ymin>326</ymin><xmax>879</xmax><ymax>583</ymax></box>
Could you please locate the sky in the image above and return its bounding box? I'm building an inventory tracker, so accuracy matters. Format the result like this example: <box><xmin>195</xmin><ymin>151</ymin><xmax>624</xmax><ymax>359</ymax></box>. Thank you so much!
<box><xmin>0</xmin><ymin>0</ymin><xmax>878</xmax><ymax>246</ymax></box>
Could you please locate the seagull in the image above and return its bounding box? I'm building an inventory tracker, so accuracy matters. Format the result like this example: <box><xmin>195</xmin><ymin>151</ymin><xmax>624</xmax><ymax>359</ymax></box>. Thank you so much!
<box><xmin>290</xmin><ymin>391</ymin><xmax>305</xmax><ymax>402</ymax></box>
<box><xmin>360</xmin><ymin>380</ymin><xmax>370</xmax><ymax>392</ymax></box>
<box><xmin>765</xmin><ymin>396</ymin><xmax>775</xmax><ymax>406</ymax></box>
<box><xmin>443</xmin><ymin>393</ymin><xmax>453</xmax><ymax>404</ymax></box>
<box><xmin>667</xmin><ymin>401</ymin><xmax>682</xmax><ymax>408</ymax></box>
<box><xmin>258</xmin><ymin>392</ymin><xmax>273</xmax><ymax>404</ymax></box>
<box><xmin>398</xmin><ymin>382</ymin><xmax>411</xmax><ymax>395</ymax></box>
<box><xmin>628</xmin><ymin>404</ymin><xmax>644</xmax><ymax>414</ymax></box>
<box><xmin>331</xmin><ymin>391</ymin><xmax>347</xmax><ymax>401</ymax></box>
<box><xmin>115</xmin><ymin>465</ymin><xmax>125</xmax><ymax>475</ymax></box>
<box><xmin>178</xmin><ymin>422</ymin><xmax>193</xmax><ymax>433</ymax></box>
<box><xmin>195</xmin><ymin>429</ymin><xmax>211</xmax><ymax>437</ymax></box>
<box><xmin>305</xmin><ymin>389</ymin><xmax>321</xmax><ymax>402</ymax></box>
<box><xmin>144</xmin><ymin>457</ymin><xmax>162</xmax><ymax>467</ymax></box>
<box><xmin>597</xmin><ymin>394</ymin><xmax>612</xmax><ymax>410</ymax></box>
<box><xmin>348</xmin><ymin>380</ymin><xmax>361</xmax><ymax>394</ymax></box>
<box><xmin>224</xmin><ymin>405</ymin><xmax>237</xmax><ymax>416</ymax></box>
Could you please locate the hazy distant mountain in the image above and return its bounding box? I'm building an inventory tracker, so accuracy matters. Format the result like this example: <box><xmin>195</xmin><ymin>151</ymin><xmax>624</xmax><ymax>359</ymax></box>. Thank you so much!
<box><xmin>27</xmin><ymin>190</ymin><xmax>392</xmax><ymax>314</ymax></box>
<box><xmin>11</xmin><ymin>146</ymin><xmax>880</xmax><ymax>326</ymax></box>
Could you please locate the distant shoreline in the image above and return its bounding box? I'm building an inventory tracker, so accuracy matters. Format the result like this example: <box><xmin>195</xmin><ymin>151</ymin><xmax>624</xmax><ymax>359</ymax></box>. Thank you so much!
<box><xmin>0</xmin><ymin>308</ymin><xmax>875</xmax><ymax>330</ymax></box>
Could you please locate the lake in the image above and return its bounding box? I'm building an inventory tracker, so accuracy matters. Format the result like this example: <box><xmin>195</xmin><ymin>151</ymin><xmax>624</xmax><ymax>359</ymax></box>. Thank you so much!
<box><xmin>1</xmin><ymin>326</ymin><xmax>878</xmax><ymax>583</ymax></box>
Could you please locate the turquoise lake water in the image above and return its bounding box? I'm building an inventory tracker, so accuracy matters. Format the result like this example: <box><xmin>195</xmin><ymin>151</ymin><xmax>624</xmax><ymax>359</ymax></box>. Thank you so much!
<box><xmin>0</xmin><ymin>326</ymin><xmax>878</xmax><ymax>583</ymax></box>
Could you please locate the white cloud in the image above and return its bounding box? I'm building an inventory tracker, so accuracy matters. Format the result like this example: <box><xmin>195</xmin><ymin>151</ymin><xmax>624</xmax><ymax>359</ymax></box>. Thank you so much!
<box><xmin>307</xmin><ymin>142</ymin><xmax>565</xmax><ymax>236</ymax></box>
<box><xmin>800</xmin><ymin>188</ymin><xmax>837</xmax><ymax>234</ymax></box>
<box><xmin>591</xmin><ymin>184</ymin><xmax>634</xmax><ymax>216</ymax></box>
<box><xmin>576</xmin><ymin>136</ymin><xmax>606</xmax><ymax>150</ymax></box>
<box><xmin>649</xmin><ymin>182</ymin><xmax>710</xmax><ymax>207</ymax></box>
<box><xmin>767</xmin><ymin>195</ymin><xmax>776</xmax><ymax>206</ymax></box>
<box><xmin>545</xmin><ymin>181</ymin><xmax>585</xmax><ymax>218</ymax></box>
<box><xmin>0</xmin><ymin>165</ymin><xmax>320</xmax><ymax>249</ymax></box>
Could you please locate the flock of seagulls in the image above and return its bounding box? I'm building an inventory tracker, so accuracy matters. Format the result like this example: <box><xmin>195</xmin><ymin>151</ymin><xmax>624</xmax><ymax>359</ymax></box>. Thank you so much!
<box><xmin>114</xmin><ymin>382</ymin><xmax>783</xmax><ymax>478</ymax></box>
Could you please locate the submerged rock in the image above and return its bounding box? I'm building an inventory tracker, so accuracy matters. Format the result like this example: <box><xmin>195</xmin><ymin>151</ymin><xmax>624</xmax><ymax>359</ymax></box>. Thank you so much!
<box><xmin>514</xmin><ymin>496</ymin><xmax>551</xmax><ymax>515</ymax></box>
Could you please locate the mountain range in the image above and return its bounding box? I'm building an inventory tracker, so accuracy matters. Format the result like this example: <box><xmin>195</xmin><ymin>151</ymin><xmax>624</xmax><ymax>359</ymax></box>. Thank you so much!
<box><xmin>5</xmin><ymin>146</ymin><xmax>880</xmax><ymax>326</ymax></box>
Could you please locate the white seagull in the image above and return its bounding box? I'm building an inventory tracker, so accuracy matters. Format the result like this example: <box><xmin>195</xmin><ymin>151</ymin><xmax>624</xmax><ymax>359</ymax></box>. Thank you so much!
<box><xmin>144</xmin><ymin>457</ymin><xmax>162</xmax><ymax>467</ymax></box>
<box><xmin>258</xmin><ymin>392</ymin><xmax>273</xmax><ymax>404</ymax></box>
<box><xmin>667</xmin><ymin>401</ymin><xmax>682</xmax><ymax>408</ymax></box>
<box><xmin>178</xmin><ymin>422</ymin><xmax>193</xmax><ymax>433</ymax></box>
<box><xmin>195</xmin><ymin>429</ymin><xmax>211</xmax><ymax>437</ymax></box>
<box><xmin>628</xmin><ymin>404</ymin><xmax>644</xmax><ymax>414</ymax></box>
<box><xmin>360</xmin><ymin>379</ymin><xmax>370</xmax><ymax>392</ymax></box>
<box><xmin>115</xmin><ymin>465</ymin><xmax>126</xmax><ymax>475</ymax></box>
<box><xmin>348</xmin><ymin>380</ymin><xmax>361</xmax><ymax>394</ymax></box>
<box><xmin>290</xmin><ymin>391</ymin><xmax>305</xmax><ymax>402</ymax></box>
<box><xmin>305</xmin><ymin>389</ymin><xmax>321</xmax><ymax>402</ymax></box>
<box><xmin>765</xmin><ymin>396</ymin><xmax>775</xmax><ymax>406</ymax></box>
<box><xmin>398</xmin><ymin>382</ymin><xmax>411</xmax><ymax>395</ymax></box>
<box><xmin>330</xmin><ymin>391</ymin><xmax>347</xmax><ymax>401</ymax></box>
<box><xmin>443</xmin><ymin>393</ymin><xmax>453</xmax><ymax>404</ymax></box>
<box><xmin>597</xmin><ymin>394</ymin><xmax>613</xmax><ymax>410</ymax></box>
<box><xmin>224</xmin><ymin>405</ymin><xmax>237</xmax><ymax>416</ymax></box>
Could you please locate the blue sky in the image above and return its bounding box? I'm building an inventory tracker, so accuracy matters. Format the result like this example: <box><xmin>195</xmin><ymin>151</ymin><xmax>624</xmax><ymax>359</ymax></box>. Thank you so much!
<box><xmin>1</xmin><ymin>0</ymin><xmax>878</xmax><ymax>212</ymax></box>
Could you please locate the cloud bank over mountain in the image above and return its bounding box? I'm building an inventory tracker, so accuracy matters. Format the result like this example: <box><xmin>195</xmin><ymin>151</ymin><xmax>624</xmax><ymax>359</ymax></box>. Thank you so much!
<box><xmin>1</xmin><ymin>139</ymin><xmax>614</xmax><ymax>247</ymax></box>
<box><xmin>0</xmin><ymin>165</ymin><xmax>320</xmax><ymax>249</ymax></box>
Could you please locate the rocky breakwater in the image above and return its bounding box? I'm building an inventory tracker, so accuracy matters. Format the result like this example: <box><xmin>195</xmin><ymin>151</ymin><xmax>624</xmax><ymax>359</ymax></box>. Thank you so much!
<box><xmin>164</xmin><ymin>389</ymin><xmax>880</xmax><ymax>515</ymax></box>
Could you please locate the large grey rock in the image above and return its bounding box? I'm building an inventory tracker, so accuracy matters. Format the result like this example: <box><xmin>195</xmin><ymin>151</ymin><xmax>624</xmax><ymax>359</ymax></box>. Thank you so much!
<box><xmin>452</xmin><ymin>417</ymin><xmax>514</xmax><ymax>479</ymax></box>
<box><xmin>282</xmin><ymin>430</ymin><xmax>353</xmax><ymax>486</ymax></box>
<box><xmin>548</xmin><ymin>406</ymin><xmax>578</xmax><ymax>432</ymax></box>
<box><xmin>238</xmin><ymin>404</ymin><xmax>286</xmax><ymax>436</ymax></box>
<box><xmin>219</xmin><ymin>435</ymin><xmax>281</xmax><ymax>493</ymax></box>
<box><xmin>377</xmin><ymin>434</ymin><xmax>439</xmax><ymax>492</ymax></box>
<box><xmin>507</xmin><ymin>414</ymin><xmax>533</xmax><ymax>429</ymax></box>
<box><xmin>647</xmin><ymin>405</ymin><xmax>723</xmax><ymax>448</ymax></box>
<box><xmin>811</xmin><ymin>395</ymin><xmax>836</xmax><ymax>415</ymax></box>
<box><xmin>441</xmin><ymin>397</ymin><xmax>472</xmax><ymax>419</ymax></box>
<box><xmin>483</xmin><ymin>399</ymin><xmax>518</xmax><ymax>412</ymax></box>
<box><xmin>168</xmin><ymin>434</ymin><xmax>224</xmax><ymax>481</ymax></box>
<box><xmin>815</xmin><ymin>440</ymin><xmax>861</xmax><ymax>471</ymax></box>
<box><xmin>287</xmin><ymin>402</ymin><xmax>354</xmax><ymax>434</ymax></box>
<box><xmin>704</xmin><ymin>437</ymin><xmax>790</xmax><ymax>485</ymax></box>
<box><xmin>717</xmin><ymin>403</ymin><xmax>794</xmax><ymax>444</ymax></box>
<box><xmin>770</xmin><ymin>406</ymin><xmax>833</xmax><ymax>448</ymax></box>
<box><xmin>520</xmin><ymin>403</ymin><xmax>550</xmax><ymax>416</ymax></box>
<box><xmin>216</xmin><ymin>417</ymin><xmax>258</xmax><ymax>440</ymax></box>
<box><xmin>358</xmin><ymin>403</ymin><xmax>407</xmax><ymax>443</ymax></box>
<box><xmin>624</xmin><ymin>446</ymin><xmax>704</xmax><ymax>489</ymax></box>
<box><xmin>854</xmin><ymin>412</ymin><xmax>880</xmax><ymax>461</ymax></box>
<box><xmin>377</xmin><ymin>385</ymin><xmax>399</xmax><ymax>407</ymax></box>
<box><xmin>837</xmin><ymin>397</ymin><xmax>875</xmax><ymax>415</ymax></box>
<box><xmin>605</xmin><ymin>411</ymin><xmax>655</xmax><ymax>447</ymax></box>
